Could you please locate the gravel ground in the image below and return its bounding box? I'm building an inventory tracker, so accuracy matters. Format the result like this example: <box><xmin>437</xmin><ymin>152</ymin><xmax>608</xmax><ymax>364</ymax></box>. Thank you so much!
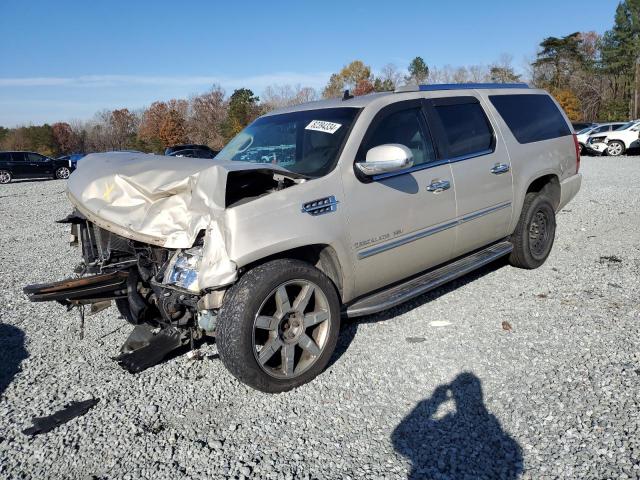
<box><xmin>0</xmin><ymin>156</ymin><xmax>639</xmax><ymax>480</ymax></box>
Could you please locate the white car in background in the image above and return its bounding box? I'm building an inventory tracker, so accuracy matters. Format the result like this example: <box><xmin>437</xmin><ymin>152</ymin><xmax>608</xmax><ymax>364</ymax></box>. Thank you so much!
<box><xmin>586</xmin><ymin>120</ymin><xmax>640</xmax><ymax>156</ymax></box>
<box><xmin>577</xmin><ymin>122</ymin><xmax>626</xmax><ymax>154</ymax></box>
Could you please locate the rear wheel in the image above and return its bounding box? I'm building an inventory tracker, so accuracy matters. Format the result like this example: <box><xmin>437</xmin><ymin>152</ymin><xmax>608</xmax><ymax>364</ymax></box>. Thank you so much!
<box><xmin>55</xmin><ymin>167</ymin><xmax>71</xmax><ymax>179</ymax></box>
<box><xmin>216</xmin><ymin>259</ymin><xmax>341</xmax><ymax>393</ymax></box>
<box><xmin>509</xmin><ymin>192</ymin><xmax>556</xmax><ymax>269</ymax></box>
<box><xmin>0</xmin><ymin>170</ymin><xmax>11</xmax><ymax>184</ymax></box>
<box><xmin>606</xmin><ymin>141</ymin><xmax>625</xmax><ymax>156</ymax></box>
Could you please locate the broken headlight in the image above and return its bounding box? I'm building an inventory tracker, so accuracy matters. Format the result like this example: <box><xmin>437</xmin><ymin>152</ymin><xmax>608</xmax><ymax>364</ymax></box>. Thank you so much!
<box><xmin>164</xmin><ymin>247</ymin><xmax>203</xmax><ymax>291</ymax></box>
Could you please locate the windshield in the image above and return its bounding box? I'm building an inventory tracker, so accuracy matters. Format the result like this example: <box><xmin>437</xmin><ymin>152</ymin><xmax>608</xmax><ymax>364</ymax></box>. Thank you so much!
<box><xmin>215</xmin><ymin>108</ymin><xmax>359</xmax><ymax>177</ymax></box>
<box><xmin>577</xmin><ymin>127</ymin><xmax>593</xmax><ymax>135</ymax></box>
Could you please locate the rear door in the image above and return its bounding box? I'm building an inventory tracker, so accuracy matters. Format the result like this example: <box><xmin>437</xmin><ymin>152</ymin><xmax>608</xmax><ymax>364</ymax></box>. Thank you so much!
<box><xmin>7</xmin><ymin>152</ymin><xmax>29</xmax><ymax>178</ymax></box>
<box><xmin>425</xmin><ymin>96</ymin><xmax>513</xmax><ymax>257</ymax></box>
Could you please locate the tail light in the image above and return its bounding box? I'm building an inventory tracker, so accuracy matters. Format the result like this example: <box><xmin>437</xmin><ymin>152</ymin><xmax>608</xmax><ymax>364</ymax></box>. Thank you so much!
<box><xmin>572</xmin><ymin>133</ymin><xmax>580</xmax><ymax>173</ymax></box>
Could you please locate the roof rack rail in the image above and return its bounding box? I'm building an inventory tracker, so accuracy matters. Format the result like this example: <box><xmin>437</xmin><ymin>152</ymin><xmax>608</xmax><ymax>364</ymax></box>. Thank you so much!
<box><xmin>395</xmin><ymin>83</ymin><xmax>530</xmax><ymax>93</ymax></box>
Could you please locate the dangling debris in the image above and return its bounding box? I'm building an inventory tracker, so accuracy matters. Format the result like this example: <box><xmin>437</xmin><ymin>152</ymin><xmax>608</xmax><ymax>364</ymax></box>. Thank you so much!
<box><xmin>23</xmin><ymin>399</ymin><xmax>99</xmax><ymax>436</ymax></box>
<box><xmin>114</xmin><ymin>325</ymin><xmax>184</xmax><ymax>373</ymax></box>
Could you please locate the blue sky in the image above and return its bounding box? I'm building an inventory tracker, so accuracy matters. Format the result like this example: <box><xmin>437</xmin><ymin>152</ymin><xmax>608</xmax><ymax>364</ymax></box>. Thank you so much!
<box><xmin>0</xmin><ymin>0</ymin><xmax>619</xmax><ymax>126</ymax></box>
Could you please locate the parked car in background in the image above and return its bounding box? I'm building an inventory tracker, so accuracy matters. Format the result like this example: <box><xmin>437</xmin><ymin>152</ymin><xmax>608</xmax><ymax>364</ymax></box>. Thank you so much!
<box><xmin>577</xmin><ymin>122</ymin><xmax>627</xmax><ymax>154</ymax></box>
<box><xmin>57</xmin><ymin>153</ymin><xmax>86</xmax><ymax>168</ymax></box>
<box><xmin>168</xmin><ymin>148</ymin><xmax>218</xmax><ymax>159</ymax></box>
<box><xmin>586</xmin><ymin>120</ymin><xmax>640</xmax><ymax>156</ymax></box>
<box><xmin>25</xmin><ymin>83</ymin><xmax>582</xmax><ymax>392</ymax></box>
<box><xmin>572</xmin><ymin>122</ymin><xmax>595</xmax><ymax>131</ymax></box>
<box><xmin>165</xmin><ymin>144</ymin><xmax>218</xmax><ymax>158</ymax></box>
<box><xmin>0</xmin><ymin>151</ymin><xmax>74</xmax><ymax>184</ymax></box>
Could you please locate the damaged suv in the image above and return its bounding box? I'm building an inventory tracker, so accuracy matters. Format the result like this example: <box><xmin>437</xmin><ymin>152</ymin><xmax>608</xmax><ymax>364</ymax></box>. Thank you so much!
<box><xmin>25</xmin><ymin>83</ymin><xmax>582</xmax><ymax>392</ymax></box>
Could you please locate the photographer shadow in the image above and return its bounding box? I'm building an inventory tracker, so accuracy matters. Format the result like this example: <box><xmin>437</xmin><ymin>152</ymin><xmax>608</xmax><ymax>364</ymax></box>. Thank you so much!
<box><xmin>392</xmin><ymin>372</ymin><xmax>523</xmax><ymax>479</ymax></box>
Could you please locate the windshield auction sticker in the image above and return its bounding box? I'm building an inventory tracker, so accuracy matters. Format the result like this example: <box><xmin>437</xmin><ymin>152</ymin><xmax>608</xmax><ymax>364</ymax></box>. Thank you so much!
<box><xmin>305</xmin><ymin>120</ymin><xmax>342</xmax><ymax>134</ymax></box>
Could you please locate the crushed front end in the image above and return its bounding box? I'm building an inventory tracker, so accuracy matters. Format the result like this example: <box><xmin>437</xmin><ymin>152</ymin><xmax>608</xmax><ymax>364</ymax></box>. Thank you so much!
<box><xmin>24</xmin><ymin>211</ymin><xmax>223</xmax><ymax>372</ymax></box>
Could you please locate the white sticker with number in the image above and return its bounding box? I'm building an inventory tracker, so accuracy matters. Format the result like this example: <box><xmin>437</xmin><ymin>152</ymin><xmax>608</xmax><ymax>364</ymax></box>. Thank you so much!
<box><xmin>305</xmin><ymin>120</ymin><xmax>342</xmax><ymax>134</ymax></box>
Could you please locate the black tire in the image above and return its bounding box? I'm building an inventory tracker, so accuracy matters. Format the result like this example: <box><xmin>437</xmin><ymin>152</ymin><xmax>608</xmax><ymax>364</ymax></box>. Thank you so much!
<box><xmin>606</xmin><ymin>140</ymin><xmax>625</xmax><ymax>157</ymax></box>
<box><xmin>55</xmin><ymin>166</ymin><xmax>71</xmax><ymax>179</ymax></box>
<box><xmin>216</xmin><ymin>259</ymin><xmax>341</xmax><ymax>393</ymax></box>
<box><xmin>0</xmin><ymin>170</ymin><xmax>12</xmax><ymax>184</ymax></box>
<box><xmin>509</xmin><ymin>192</ymin><xmax>556</xmax><ymax>269</ymax></box>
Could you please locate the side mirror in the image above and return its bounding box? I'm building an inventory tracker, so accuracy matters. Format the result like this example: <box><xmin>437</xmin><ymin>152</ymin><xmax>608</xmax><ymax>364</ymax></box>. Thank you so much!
<box><xmin>356</xmin><ymin>144</ymin><xmax>414</xmax><ymax>176</ymax></box>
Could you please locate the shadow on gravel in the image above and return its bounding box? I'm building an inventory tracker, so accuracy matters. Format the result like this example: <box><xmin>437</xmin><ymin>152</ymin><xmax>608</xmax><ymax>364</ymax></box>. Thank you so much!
<box><xmin>392</xmin><ymin>372</ymin><xmax>523</xmax><ymax>480</ymax></box>
<box><xmin>0</xmin><ymin>323</ymin><xmax>28</xmax><ymax>397</ymax></box>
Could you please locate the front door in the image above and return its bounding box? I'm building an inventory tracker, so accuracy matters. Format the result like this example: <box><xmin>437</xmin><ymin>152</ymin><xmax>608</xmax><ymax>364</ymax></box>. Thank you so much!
<box><xmin>425</xmin><ymin>95</ymin><xmax>513</xmax><ymax>256</ymax></box>
<box><xmin>26</xmin><ymin>153</ymin><xmax>54</xmax><ymax>178</ymax></box>
<box><xmin>342</xmin><ymin>101</ymin><xmax>457</xmax><ymax>298</ymax></box>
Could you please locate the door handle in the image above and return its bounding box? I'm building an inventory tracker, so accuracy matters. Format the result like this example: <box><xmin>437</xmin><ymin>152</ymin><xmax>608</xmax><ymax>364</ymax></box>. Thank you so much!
<box><xmin>491</xmin><ymin>163</ymin><xmax>510</xmax><ymax>174</ymax></box>
<box><xmin>426</xmin><ymin>179</ymin><xmax>451</xmax><ymax>193</ymax></box>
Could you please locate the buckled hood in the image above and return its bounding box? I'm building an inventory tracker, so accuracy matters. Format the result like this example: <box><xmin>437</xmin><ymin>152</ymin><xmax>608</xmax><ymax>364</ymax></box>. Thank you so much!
<box><xmin>66</xmin><ymin>152</ymin><xmax>291</xmax><ymax>249</ymax></box>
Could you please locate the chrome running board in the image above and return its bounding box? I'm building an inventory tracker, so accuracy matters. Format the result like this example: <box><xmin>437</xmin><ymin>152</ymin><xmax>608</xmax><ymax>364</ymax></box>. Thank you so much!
<box><xmin>345</xmin><ymin>241</ymin><xmax>513</xmax><ymax>318</ymax></box>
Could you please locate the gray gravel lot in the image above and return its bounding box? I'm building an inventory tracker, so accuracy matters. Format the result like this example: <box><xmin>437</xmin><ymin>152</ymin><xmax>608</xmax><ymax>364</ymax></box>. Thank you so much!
<box><xmin>1</xmin><ymin>156</ymin><xmax>639</xmax><ymax>480</ymax></box>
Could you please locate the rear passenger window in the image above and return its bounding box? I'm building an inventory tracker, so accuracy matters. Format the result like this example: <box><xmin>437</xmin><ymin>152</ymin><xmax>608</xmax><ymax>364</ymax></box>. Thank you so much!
<box><xmin>365</xmin><ymin>109</ymin><xmax>435</xmax><ymax>166</ymax></box>
<box><xmin>490</xmin><ymin>94</ymin><xmax>571</xmax><ymax>144</ymax></box>
<box><xmin>0</xmin><ymin>152</ymin><xmax>10</xmax><ymax>162</ymax></box>
<box><xmin>432</xmin><ymin>102</ymin><xmax>493</xmax><ymax>158</ymax></box>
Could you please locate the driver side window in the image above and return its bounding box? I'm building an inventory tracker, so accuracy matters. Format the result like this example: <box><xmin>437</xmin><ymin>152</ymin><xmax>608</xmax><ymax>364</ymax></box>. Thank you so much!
<box><xmin>27</xmin><ymin>153</ymin><xmax>46</xmax><ymax>162</ymax></box>
<box><xmin>365</xmin><ymin>109</ymin><xmax>435</xmax><ymax>166</ymax></box>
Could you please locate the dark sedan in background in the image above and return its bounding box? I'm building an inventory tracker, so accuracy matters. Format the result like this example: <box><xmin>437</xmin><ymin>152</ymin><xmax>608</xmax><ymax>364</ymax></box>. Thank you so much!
<box><xmin>0</xmin><ymin>151</ymin><xmax>74</xmax><ymax>184</ymax></box>
<box><xmin>165</xmin><ymin>144</ymin><xmax>218</xmax><ymax>159</ymax></box>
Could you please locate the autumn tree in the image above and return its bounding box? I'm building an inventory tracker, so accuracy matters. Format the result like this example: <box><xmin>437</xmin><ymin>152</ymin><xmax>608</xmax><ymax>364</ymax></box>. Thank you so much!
<box><xmin>138</xmin><ymin>101</ymin><xmax>169</xmax><ymax>152</ymax></box>
<box><xmin>323</xmin><ymin>61</ymin><xmax>373</xmax><ymax>98</ymax></box>
<box><xmin>222</xmin><ymin>88</ymin><xmax>260</xmax><ymax>142</ymax></box>
<box><xmin>110</xmin><ymin>108</ymin><xmax>137</xmax><ymax>150</ymax></box>
<box><xmin>188</xmin><ymin>85</ymin><xmax>228</xmax><ymax>150</ymax></box>
<box><xmin>159</xmin><ymin>109</ymin><xmax>187</xmax><ymax>147</ymax></box>
<box><xmin>553</xmin><ymin>90</ymin><xmax>581</xmax><ymax>121</ymax></box>
<box><xmin>52</xmin><ymin>122</ymin><xmax>79</xmax><ymax>154</ymax></box>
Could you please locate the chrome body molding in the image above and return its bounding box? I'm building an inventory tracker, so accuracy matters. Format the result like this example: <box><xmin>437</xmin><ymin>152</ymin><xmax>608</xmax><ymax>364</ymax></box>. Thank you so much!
<box><xmin>371</xmin><ymin>149</ymin><xmax>494</xmax><ymax>182</ymax></box>
<box><xmin>357</xmin><ymin>201</ymin><xmax>511</xmax><ymax>259</ymax></box>
<box><xmin>301</xmin><ymin>195</ymin><xmax>339</xmax><ymax>216</ymax></box>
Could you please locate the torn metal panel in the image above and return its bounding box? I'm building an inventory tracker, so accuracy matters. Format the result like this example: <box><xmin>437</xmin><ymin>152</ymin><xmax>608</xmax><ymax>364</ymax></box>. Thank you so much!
<box><xmin>114</xmin><ymin>325</ymin><xmax>184</xmax><ymax>373</ymax></box>
<box><xmin>23</xmin><ymin>272</ymin><xmax>128</xmax><ymax>303</ymax></box>
<box><xmin>22</xmin><ymin>399</ymin><xmax>99</xmax><ymax>436</ymax></box>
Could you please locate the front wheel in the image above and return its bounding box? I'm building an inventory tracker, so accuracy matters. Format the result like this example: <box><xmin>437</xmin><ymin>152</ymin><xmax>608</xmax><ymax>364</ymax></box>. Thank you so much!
<box><xmin>216</xmin><ymin>259</ymin><xmax>341</xmax><ymax>393</ymax></box>
<box><xmin>509</xmin><ymin>192</ymin><xmax>556</xmax><ymax>269</ymax></box>
<box><xmin>55</xmin><ymin>167</ymin><xmax>71</xmax><ymax>179</ymax></box>
<box><xmin>606</xmin><ymin>141</ymin><xmax>625</xmax><ymax>156</ymax></box>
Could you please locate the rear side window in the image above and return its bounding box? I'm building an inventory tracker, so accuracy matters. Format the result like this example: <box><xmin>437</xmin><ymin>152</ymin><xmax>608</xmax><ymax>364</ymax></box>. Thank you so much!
<box><xmin>0</xmin><ymin>152</ymin><xmax>11</xmax><ymax>162</ymax></box>
<box><xmin>490</xmin><ymin>94</ymin><xmax>571</xmax><ymax>144</ymax></box>
<box><xmin>10</xmin><ymin>152</ymin><xmax>25</xmax><ymax>162</ymax></box>
<box><xmin>432</xmin><ymin>102</ymin><xmax>493</xmax><ymax>157</ymax></box>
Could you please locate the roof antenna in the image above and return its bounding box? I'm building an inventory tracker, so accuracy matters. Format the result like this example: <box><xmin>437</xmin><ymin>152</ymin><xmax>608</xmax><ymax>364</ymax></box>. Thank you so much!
<box><xmin>342</xmin><ymin>89</ymin><xmax>354</xmax><ymax>101</ymax></box>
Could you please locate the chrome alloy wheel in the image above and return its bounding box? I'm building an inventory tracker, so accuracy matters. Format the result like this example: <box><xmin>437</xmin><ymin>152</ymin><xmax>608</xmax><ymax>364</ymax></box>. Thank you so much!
<box><xmin>252</xmin><ymin>280</ymin><xmax>331</xmax><ymax>379</ymax></box>
<box><xmin>0</xmin><ymin>171</ymin><xmax>10</xmax><ymax>184</ymax></box>
<box><xmin>56</xmin><ymin>167</ymin><xmax>71</xmax><ymax>179</ymax></box>
<box><xmin>607</xmin><ymin>141</ymin><xmax>624</xmax><ymax>156</ymax></box>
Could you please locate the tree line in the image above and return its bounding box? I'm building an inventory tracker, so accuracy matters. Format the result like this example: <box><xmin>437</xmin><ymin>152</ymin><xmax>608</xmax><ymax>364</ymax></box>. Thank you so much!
<box><xmin>1</xmin><ymin>0</ymin><xmax>637</xmax><ymax>156</ymax></box>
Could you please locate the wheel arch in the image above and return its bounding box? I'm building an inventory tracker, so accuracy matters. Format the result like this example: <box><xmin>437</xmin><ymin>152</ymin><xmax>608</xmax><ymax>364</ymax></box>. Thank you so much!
<box><xmin>239</xmin><ymin>244</ymin><xmax>345</xmax><ymax>300</ymax></box>
<box><xmin>525</xmin><ymin>173</ymin><xmax>560</xmax><ymax>210</ymax></box>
